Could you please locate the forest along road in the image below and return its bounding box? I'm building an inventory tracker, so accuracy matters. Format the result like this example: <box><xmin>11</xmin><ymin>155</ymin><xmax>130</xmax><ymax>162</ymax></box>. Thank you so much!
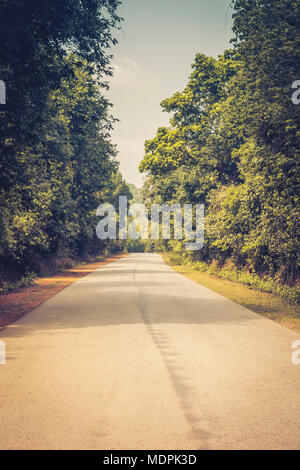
<box><xmin>0</xmin><ymin>253</ymin><xmax>299</xmax><ymax>450</ymax></box>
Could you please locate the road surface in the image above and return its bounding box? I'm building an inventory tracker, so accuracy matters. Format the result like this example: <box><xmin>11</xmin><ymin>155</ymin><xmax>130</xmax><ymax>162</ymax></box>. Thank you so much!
<box><xmin>0</xmin><ymin>253</ymin><xmax>299</xmax><ymax>449</ymax></box>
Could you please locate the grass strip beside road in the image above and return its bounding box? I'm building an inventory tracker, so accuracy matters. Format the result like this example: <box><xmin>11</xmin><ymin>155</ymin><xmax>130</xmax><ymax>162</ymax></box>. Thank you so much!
<box><xmin>164</xmin><ymin>254</ymin><xmax>300</xmax><ymax>334</ymax></box>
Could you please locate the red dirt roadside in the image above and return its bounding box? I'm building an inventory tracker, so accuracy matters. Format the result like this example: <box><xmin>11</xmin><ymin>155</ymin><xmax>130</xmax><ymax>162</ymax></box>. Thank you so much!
<box><xmin>0</xmin><ymin>254</ymin><xmax>127</xmax><ymax>331</ymax></box>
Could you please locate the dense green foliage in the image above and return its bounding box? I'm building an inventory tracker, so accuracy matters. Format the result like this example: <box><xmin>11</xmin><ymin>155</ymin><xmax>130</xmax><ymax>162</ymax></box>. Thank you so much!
<box><xmin>0</xmin><ymin>0</ymin><xmax>128</xmax><ymax>285</ymax></box>
<box><xmin>139</xmin><ymin>0</ymin><xmax>300</xmax><ymax>289</ymax></box>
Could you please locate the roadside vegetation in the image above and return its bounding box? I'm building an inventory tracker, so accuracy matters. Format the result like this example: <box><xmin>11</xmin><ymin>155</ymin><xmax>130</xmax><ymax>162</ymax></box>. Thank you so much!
<box><xmin>0</xmin><ymin>1</ymin><xmax>132</xmax><ymax>291</ymax></box>
<box><xmin>164</xmin><ymin>251</ymin><xmax>300</xmax><ymax>304</ymax></box>
<box><xmin>139</xmin><ymin>0</ymin><xmax>299</xmax><ymax>303</ymax></box>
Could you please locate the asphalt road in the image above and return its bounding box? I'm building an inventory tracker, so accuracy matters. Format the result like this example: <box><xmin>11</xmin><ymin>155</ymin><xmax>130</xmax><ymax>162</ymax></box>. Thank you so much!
<box><xmin>0</xmin><ymin>253</ymin><xmax>299</xmax><ymax>449</ymax></box>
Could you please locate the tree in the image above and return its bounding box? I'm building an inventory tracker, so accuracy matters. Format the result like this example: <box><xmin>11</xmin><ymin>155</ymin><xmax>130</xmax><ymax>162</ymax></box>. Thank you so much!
<box><xmin>0</xmin><ymin>1</ymin><xmax>122</xmax><ymax>284</ymax></box>
<box><xmin>139</xmin><ymin>0</ymin><xmax>300</xmax><ymax>285</ymax></box>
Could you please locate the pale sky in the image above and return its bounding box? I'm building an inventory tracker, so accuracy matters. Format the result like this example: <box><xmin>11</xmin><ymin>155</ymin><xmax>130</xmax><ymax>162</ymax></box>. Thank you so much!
<box><xmin>107</xmin><ymin>0</ymin><xmax>234</xmax><ymax>187</ymax></box>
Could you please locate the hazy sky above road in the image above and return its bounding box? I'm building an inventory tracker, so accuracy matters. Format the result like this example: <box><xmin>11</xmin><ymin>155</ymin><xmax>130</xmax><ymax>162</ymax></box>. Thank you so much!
<box><xmin>108</xmin><ymin>0</ymin><xmax>233</xmax><ymax>187</ymax></box>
